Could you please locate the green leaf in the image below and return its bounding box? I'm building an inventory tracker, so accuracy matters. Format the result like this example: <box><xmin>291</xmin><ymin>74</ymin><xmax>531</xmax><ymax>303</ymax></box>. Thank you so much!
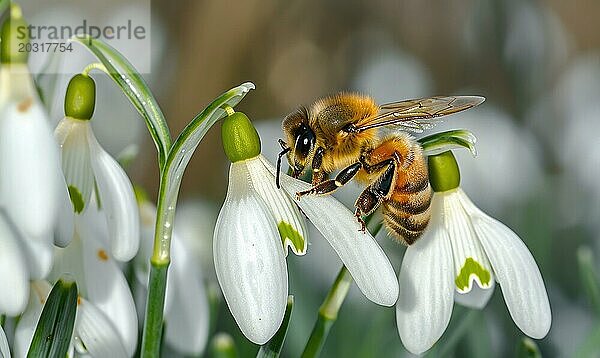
<box><xmin>161</xmin><ymin>82</ymin><xmax>254</xmax><ymax>207</ymax></box>
<box><xmin>577</xmin><ymin>246</ymin><xmax>600</xmax><ymax>316</ymax></box>
<box><xmin>0</xmin><ymin>0</ymin><xmax>9</xmax><ymax>17</ymax></box>
<box><xmin>257</xmin><ymin>296</ymin><xmax>294</xmax><ymax>358</ymax></box>
<box><xmin>418</xmin><ymin>129</ymin><xmax>477</xmax><ymax>157</ymax></box>
<box><xmin>27</xmin><ymin>277</ymin><xmax>78</xmax><ymax>358</ymax></box>
<box><xmin>71</xmin><ymin>36</ymin><xmax>172</xmax><ymax>168</ymax></box>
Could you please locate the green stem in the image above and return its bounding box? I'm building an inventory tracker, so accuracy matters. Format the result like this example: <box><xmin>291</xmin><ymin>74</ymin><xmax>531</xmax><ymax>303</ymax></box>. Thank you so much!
<box><xmin>301</xmin><ymin>214</ymin><xmax>383</xmax><ymax>358</ymax></box>
<box><xmin>138</xmin><ymin>85</ymin><xmax>253</xmax><ymax>356</ymax></box>
<box><xmin>257</xmin><ymin>296</ymin><xmax>295</xmax><ymax>358</ymax></box>
<box><xmin>140</xmin><ymin>177</ymin><xmax>177</xmax><ymax>357</ymax></box>
<box><xmin>81</xmin><ymin>62</ymin><xmax>108</xmax><ymax>77</ymax></box>
<box><xmin>141</xmin><ymin>261</ymin><xmax>169</xmax><ymax>357</ymax></box>
<box><xmin>301</xmin><ymin>266</ymin><xmax>352</xmax><ymax>358</ymax></box>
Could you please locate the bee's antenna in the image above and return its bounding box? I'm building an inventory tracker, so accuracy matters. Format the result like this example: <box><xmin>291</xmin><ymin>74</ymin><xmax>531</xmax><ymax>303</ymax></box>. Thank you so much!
<box><xmin>276</xmin><ymin>139</ymin><xmax>290</xmax><ymax>189</ymax></box>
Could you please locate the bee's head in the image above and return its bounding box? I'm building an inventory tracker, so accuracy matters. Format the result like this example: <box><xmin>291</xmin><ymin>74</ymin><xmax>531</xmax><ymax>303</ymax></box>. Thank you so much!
<box><xmin>277</xmin><ymin>108</ymin><xmax>316</xmax><ymax>187</ymax></box>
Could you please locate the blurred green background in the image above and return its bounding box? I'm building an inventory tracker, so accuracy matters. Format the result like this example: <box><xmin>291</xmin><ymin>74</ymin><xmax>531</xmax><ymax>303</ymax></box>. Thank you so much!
<box><xmin>19</xmin><ymin>0</ymin><xmax>600</xmax><ymax>356</ymax></box>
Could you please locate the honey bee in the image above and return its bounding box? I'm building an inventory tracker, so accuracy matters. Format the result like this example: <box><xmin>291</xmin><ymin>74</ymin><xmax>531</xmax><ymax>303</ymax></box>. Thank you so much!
<box><xmin>276</xmin><ymin>93</ymin><xmax>484</xmax><ymax>245</ymax></box>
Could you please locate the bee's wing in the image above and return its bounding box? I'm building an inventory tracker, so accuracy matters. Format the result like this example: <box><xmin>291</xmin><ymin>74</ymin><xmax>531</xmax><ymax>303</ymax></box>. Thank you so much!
<box><xmin>353</xmin><ymin>96</ymin><xmax>485</xmax><ymax>133</ymax></box>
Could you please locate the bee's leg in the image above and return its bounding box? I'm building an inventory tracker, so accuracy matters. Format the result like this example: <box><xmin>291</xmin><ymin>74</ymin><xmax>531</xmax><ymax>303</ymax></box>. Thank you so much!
<box><xmin>276</xmin><ymin>139</ymin><xmax>291</xmax><ymax>189</ymax></box>
<box><xmin>354</xmin><ymin>161</ymin><xmax>397</xmax><ymax>232</ymax></box>
<box><xmin>354</xmin><ymin>188</ymin><xmax>379</xmax><ymax>232</ymax></box>
<box><xmin>360</xmin><ymin>156</ymin><xmax>394</xmax><ymax>174</ymax></box>
<box><xmin>372</xmin><ymin>162</ymin><xmax>397</xmax><ymax>199</ymax></box>
<box><xmin>311</xmin><ymin>146</ymin><xmax>326</xmax><ymax>185</ymax></box>
<box><xmin>296</xmin><ymin>162</ymin><xmax>362</xmax><ymax>198</ymax></box>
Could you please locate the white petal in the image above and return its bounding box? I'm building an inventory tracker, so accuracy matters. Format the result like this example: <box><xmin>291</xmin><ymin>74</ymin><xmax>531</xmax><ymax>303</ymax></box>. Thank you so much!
<box><xmin>17</xmin><ymin>232</ymin><xmax>53</xmax><ymax>280</ymax></box>
<box><xmin>441</xmin><ymin>191</ymin><xmax>494</xmax><ymax>294</ymax></box>
<box><xmin>78</xmin><ymin>220</ymin><xmax>138</xmax><ymax>357</ymax></box>
<box><xmin>164</xmin><ymin>234</ymin><xmax>209</xmax><ymax>355</ymax></box>
<box><xmin>0</xmin><ymin>325</ymin><xmax>9</xmax><ymax>358</ymax></box>
<box><xmin>0</xmin><ymin>211</ymin><xmax>29</xmax><ymax>315</ymax></box>
<box><xmin>0</xmin><ymin>64</ymin><xmax>38</xmax><ymax>105</ymax></box>
<box><xmin>75</xmin><ymin>298</ymin><xmax>129</xmax><ymax>358</ymax></box>
<box><xmin>0</xmin><ymin>99</ymin><xmax>60</xmax><ymax>239</ymax></box>
<box><xmin>54</xmin><ymin>172</ymin><xmax>75</xmax><ymax>247</ymax></box>
<box><xmin>459</xmin><ymin>190</ymin><xmax>551</xmax><ymax>339</ymax></box>
<box><xmin>275</xmin><ymin>168</ymin><xmax>398</xmax><ymax>306</ymax></box>
<box><xmin>87</xmin><ymin>130</ymin><xmax>140</xmax><ymax>261</ymax></box>
<box><xmin>55</xmin><ymin>118</ymin><xmax>94</xmax><ymax>214</ymax></box>
<box><xmin>213</xmin><ymin>162</ymin><xmax>288</xmax><ymax>345</ymax></box>
<box><xmin>251</xmin><ymin>156</ymin><xmax>308</xmax><ymax>256</ymax></box>
<box><xmin>454</xmin><ymin>279</ymin><xmax>495</xmax><ymax>309</ymax></box>
<box><xmin>396</xmin><ymin>196</ymin><xmax>455</xmax><ymax>355</ymax></box>
<box><xmin>14</xmin><ymin>281</ymin><xmax>53</xmax><ymax>358</ymax></box>
<box><xmin>50</xmin><ymin>232</ymin><xmax>87</xmax><ymax>294</ymax></box>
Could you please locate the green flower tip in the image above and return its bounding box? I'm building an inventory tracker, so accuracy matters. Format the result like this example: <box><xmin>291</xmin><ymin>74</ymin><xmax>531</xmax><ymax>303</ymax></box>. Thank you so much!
<box><xmin>455</xmin><ymin>257</ymin><xmax>491</xmax><ymax>292</ymax></box>
<box><xmin>67</xmin><ymin>185</ymin><xmax>85</xmax><ymax>214</ymax></box>
<box><xmin>221</xmin><ymin>110</ymin><xmax>261</xmax><ymax>162</ymax></box>
<box><xmin>65</xmin><ymin>74</ymin><xmax>96</xmax><ymax>120</ymax></box>
<box><xmin>428</xmin><ymin>150</ymin><xmax>460</xmax><ymax>192</ymax></box>
<box><xmin>1</xmin><ymin>4</ymin><xmax>29</xmax><ymax>64</ymax></box>
<box><xmin>278</xmin><ymin>221</ymin><xmax>306</xmax><ymax>255</ymax></box>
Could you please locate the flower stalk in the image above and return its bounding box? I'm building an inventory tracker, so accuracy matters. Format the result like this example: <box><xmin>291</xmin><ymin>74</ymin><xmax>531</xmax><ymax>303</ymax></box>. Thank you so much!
<box><xmin>301</xmin><ymin>266</ymin><xmax>352</xmax><ymax>358</ymax></box>
<box><xmin>141</xmin><ymin>260</ymin><xmax>169</xmax><ymax>356</ymax></box>
<box><xmin>257</xmin><ymin>296</ymin><xmax>295</xmax><ymax>358</ymax></box>
<box><xmin>140</xmin><ymin>174</ymin><xmax>178</xmax><ymax>356</ymax></box>
<box><xmin>301</xmin><ymin>215</ymin><xmax>382</xmax><ymax>358</ymax></box>
<box><xmin>140</xmin><ymin>83</ymin><xmax>255</xmax><ymax>356</ymax></box>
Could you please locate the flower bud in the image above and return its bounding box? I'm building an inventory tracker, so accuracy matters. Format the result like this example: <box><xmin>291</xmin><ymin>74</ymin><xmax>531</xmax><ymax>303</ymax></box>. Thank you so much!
<box><xmin>0</xmin><ymin>5</ymin><xmax>29</xmax><ymax>64</ymax></box>
<box><xmin>64</xmin><ymin>74</ymin><xmax>96</xmax><ymax>120</ymax></box>
<box><xmin>221</xmin><ymin>110</ymin><xmax>261</xmax><ymax>162</ymax></box>
<box><xmin>427</xmin><ymin>150</ymin><xmax>460</xmax><ymax>192</ymax></box>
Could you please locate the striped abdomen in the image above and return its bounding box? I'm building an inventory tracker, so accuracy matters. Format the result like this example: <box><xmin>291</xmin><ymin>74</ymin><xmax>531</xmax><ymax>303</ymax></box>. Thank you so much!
<box><xmin>373</xmin><ymin>136</ymin><xmax>432</xmax><ymax>245</ymax></box>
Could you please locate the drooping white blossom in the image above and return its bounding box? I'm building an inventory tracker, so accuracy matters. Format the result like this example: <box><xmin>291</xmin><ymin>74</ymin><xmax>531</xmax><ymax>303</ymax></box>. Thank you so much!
<box><xmin>214</xmin><ymin>154</ymin><xmax>399</xmax><ymax>344</ymax></box>
<box><xmin>55</xmin><ymin>116</ymin><xmax>139</xmax><ymax>261</ymax></box>
<box><xmin>14</xmin><ymin>204</ymin><xmax>138</xmax><ymax>357</ymax></box>
<box><xmin>397</xmin><ymin>188</ymin><xmax>551</xmax><ymax>355</ymax></box>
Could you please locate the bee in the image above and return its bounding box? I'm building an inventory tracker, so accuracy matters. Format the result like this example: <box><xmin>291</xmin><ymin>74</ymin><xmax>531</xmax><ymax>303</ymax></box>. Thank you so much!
<box><xmin>276</xmin><ymin>93</ymin><xmax>484</xmax><ymax>245</ymax></box>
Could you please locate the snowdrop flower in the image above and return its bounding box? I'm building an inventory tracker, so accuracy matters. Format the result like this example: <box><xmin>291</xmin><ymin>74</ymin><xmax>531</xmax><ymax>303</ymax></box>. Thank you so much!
<box><xmin>215</xmin><ymin>110</ymin><xmax>398</xmax><ymax>344</ymax></box>
<box><xmin>134</xmin><ymin>196</ymin><xmax>209</xmax><ymax>356</ymax></box>
<box><xmin>0</xmin><ymin>7</ymin><xmax>72</xmax><ymax>316</ymax></box>
<box><xmin>396</xmin><ymin>151</ymin><xmax>551</xmax><ymax>354</ymax></box>
<box><xmin>55</xmin><ymin>74</ymin><xmax>139</xmax><ymax>261</ymax></box>
<box><xmin>14</xmin><ymin>203</ymin><xmax>138</xmax><ymax>357</ymax></box>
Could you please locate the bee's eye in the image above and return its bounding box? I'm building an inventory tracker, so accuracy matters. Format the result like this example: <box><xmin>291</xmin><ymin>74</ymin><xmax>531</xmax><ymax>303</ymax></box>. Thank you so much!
<box><xmin>294</xmin><ymin>124</ymin><xmax>315</xmax><ymax>159</ymax></box>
